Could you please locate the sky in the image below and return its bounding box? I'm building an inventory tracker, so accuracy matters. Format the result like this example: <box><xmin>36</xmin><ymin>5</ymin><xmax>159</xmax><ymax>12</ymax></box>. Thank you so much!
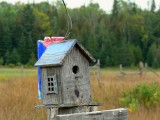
<box><xmin>0</xmin><ymin>0</ymin><xmax>160</xmax><ymax>12</ymax></box>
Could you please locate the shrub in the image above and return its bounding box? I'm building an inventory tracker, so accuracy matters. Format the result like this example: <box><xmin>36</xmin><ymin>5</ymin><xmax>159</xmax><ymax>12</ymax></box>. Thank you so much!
<box><xmin>119</xmin><ymin>82</ymin><xmax>160</xmax><ymax>112</ymax></box>
<box><xmin>17</xmin><ymin>62</ymin><xmax>22</xmax><ymax>66</ymax></box>
<box><xmin>0</xmin><ymin>57</ymin><xmax>4</xmax><ymax>65</ymax></box>
<box><xmin>8</xmin><ymin>63</ymin><xmax>15</xmax><ymax>68</ymax></box>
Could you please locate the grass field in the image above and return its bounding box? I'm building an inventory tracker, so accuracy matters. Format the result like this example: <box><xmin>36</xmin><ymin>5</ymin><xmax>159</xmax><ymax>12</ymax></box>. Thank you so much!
<box><xmin>0</xmin><ymin>68</ymin><xmax>37</xmax><ymax>81</ymax></box>
<box><xmin>0</xmin><ymin>68</ymin><xmax>160</xmax><ymax>120</ymax></box>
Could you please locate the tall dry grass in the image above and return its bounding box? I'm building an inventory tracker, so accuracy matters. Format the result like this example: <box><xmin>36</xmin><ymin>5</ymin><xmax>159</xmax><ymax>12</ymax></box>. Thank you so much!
<box><xmin>0</xmin><ymin>76</ymin><xmax>47</xmax><ymax>120</ymax></box>
<box><xmin>91</xmin><ymin>69</ymin><xmax>160</xmax><ymax>120</ymax></box>
<box><xmin>0</xmin><ymin>68</ymin><xmax>160</xmax><ymax>120</ymax></box>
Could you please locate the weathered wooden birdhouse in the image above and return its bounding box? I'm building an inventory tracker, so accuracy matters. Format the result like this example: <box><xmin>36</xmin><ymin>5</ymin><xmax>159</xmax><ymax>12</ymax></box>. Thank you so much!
<box><xmin>35</xmin><ymin>39</ymin><xmax>95</xmax><ymax>106</ymax></box>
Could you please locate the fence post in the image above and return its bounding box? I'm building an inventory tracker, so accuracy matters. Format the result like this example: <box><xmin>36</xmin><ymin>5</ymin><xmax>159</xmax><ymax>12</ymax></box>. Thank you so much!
<box><xmin>21</xmin><ymin>65</ymin><xmax>24</xmax><ymax>78</ymax></box>
<box><xmin>120</xmin><ymin>64</ymin><xmax>123</xmax><ymax>75</ymax></box>
<box><xmin>97</xmin><ymin>59</ymin><xmax>100</xmax><ymax>81</ymax></box>
<box><xmin>139</xmin><ymin>61</ymin><xmax>144</xmax><ymax>76</ymax></box>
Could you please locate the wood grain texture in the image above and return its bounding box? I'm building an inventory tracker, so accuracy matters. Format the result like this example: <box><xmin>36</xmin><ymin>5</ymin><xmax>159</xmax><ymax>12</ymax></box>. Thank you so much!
<box><xmin>56</xmin><ymin>108</ymin><xmax>128</xmax><ymax>120</ymax></box>
<box><xmin>61</xmin><ymin>46</ymin><xmax>92</xmax><ymax>105</ymax></box>
<box><xmin>48</xmin><ymin>106</ymin><xmax>97</xmax><ymax>120</ymax></box>
<box><xmin>41</xmin><ymin>67</ymin><xmax>62</xmax><ymax>105</ymax></box>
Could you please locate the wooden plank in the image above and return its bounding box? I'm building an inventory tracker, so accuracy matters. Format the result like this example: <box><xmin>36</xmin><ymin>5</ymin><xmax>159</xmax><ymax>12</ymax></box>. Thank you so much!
<box><xmin>61</xmin><ymin>46</ymin><xmax>92</xmax><ymax>105</ymax></box>
<box><xmin>47</xmin><ymin>106</ymin><xmax>98</xmax><ymax>120</ymax></box>
<box><xmin>56</xmin><ymin>108</ymin><xmax>128</xmax><ymax>120</ymax></box>
<box><xmin>35</xmin><ymin>103</ymin><xmax>101</xmax><ymax>109</ymax></box>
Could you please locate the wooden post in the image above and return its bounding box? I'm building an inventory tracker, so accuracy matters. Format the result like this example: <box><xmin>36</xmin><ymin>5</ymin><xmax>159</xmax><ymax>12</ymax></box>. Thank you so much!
<box><xmin>21</xmin><ymin>65</ymin><xmax>24</xmax><ymax>78</ymax></box>
<box><xmin>139</xmin><ymin>61</ymin><xmax>144</xmax><ymax>76</ymax></box>
<box><xmin>119</xmin><ymin>64</ymin><xmax>123</xmax><ymax>76</ymax></box>
<box><xmin>144</xmin><ymin>63</ymin><xmax>148</xmax><ymax>75</ymax></box>
<box><xmin>48</xmin><ymin>108</ymin><xmax>58</xmax><ymax>120</ymax></box>
<box><xmin>119</xmin><ymin>64</ymin><xmax>125</xmax><ymax>76</ymax></box>
<box><xmin>97</xmin><ymin>59</ymin><xmax>100</xmax><ymax>81</ymax></box>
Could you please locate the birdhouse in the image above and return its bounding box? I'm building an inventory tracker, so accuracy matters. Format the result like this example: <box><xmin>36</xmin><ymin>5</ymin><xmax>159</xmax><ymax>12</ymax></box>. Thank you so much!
<box><xmin>35</xmin><ymin>39</ymin><xmax>95</xmax><ymax>106</ymax></box>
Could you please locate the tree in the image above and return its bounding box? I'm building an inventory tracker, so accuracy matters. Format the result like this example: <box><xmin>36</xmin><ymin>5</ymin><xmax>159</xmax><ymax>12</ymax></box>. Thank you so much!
<box><xmin>115</xmin><ymin>41</ymin><xmax>135</xmax><ymax>67</ymax></box>
<box><xmin>16</xmin><ymin>4</ymin><xmax>35</xmax><ymax>64</ymax></box>
<box><xmin>28</xmin><ymin>52</ymin><xmax>37</xmax><ymax>66</ymax></box>
<box><xmin>152</xmin><ymin>47</ymin><xmax>160</xmax><ymax>68</ymax></box>
<box><xmin>33</xmin><ymin>8</ymin><xmax>53</xmax><ymax>38</ymax></box>
<box><xmin>151</xmin><ymin>0</ymin><xmax>156</xmax><ymax>12</ymax></box>
<box><xmin>132</xmin><ymin>45</ymin><xmax>143</xmax><ymax>65</ymax></box>
<box><xmin>19</xmin><ymin>4</ymin><xmax>35</xmax><ymax>36</ymax></box>
<box><xmin>4</xmin><ymin>51</ymin><xmax>11</xmax><ymax>65</ymax></box>
<box><xmin>112</xmin><ymin>0</ymin><xmax>120</xmax><ymax>18</ymax></box>
<box><xmin>0</xmin><ymin>1</ymin><xmax>159</xmax><ymax>68</ymax></box>
<box><xmin>18</xmin><ymin>33</ymin><xmax>26</xmax><ymax>64</ymax></box>
<box><xmin>147</xmin><ymin>43</ymin><xmax>156</xmax><ymax>66</ymax></box>
<box><xmin>0</xmin><ymin>18</ymin><xmax>4</xmax><ymax>58</ymax></box>
<box><xmin>0</xmin><ymin>57</ymin><xmax>4</xmax><ymax>65</ymax></box>
<box><xmin>10</xmin><ymin>48</ymin><xmax>20</xmax><ymax>65</ymax></box>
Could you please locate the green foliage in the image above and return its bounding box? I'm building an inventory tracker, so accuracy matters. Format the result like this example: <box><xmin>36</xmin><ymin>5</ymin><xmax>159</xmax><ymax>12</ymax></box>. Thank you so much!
<box><xmin>112</xmin><ymin>0</ymin><xmax>120</xmax><ymax>18</ymax></box>
<box><xmin>33</xmin><ymin>8</ymin><xmax>53</xmax><ymax>37</ymax></box>
<box><xmin>0</xmin><ymin>1</ymin><xmax>159</xmax><ymax>68</ymax></box>
<box><xmin>153</xmin><ymin>47</ymin><xmax>160</xmax><ymax>68</ymax></box>
<box><xmin>147</xmin><ymin>43</ymin><xmax>156</xmax><ymax>66</ymax></box>
<box><xmin>132</xmin><ymin>45</ymin><xmax>143</xmax><ymax>65</ymax></box>
<box><xmin>112</xmin><ymin>41</ymin><xmax>135</xmax><ymax>67</ymax></box>
<box><xmin>4</xmin><ymin>51</ymin><xmax>11</xmax><ymax>65</ymax></box>
<box><xmin>0</xmin><ymin>57</ymin><xmax>3</xmax><ymax>65</ymax></box>
<box><xmin>120</xmin><ymin>82</ymin><xmax>160</xmax><ymax>112</ymax></box>
<box><xmin>147</xmin><ymin>44</ymin><xmax>160</xmax><ymax>68</ymax></box>
<box><xmin>151</xmin><ymin>0</ymin><xmax>156</xmax><ymax>12</ymax></box>
<box><xmin>8</xmin><ymin>63</ymin><xmax>15</xmax><ymax>68</ymax></box>
<box><xmin>10</xmin><ymin>48</ymin><xmax>21</xmax><ymax>65</ymax></box>
<box><xmin>27</xmin><ymin>52</ymin><xmax>37</xmax><ymax>66</ymax></box>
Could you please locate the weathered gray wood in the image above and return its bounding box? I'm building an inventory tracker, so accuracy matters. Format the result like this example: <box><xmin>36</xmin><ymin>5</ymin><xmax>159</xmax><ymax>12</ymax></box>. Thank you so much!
<box><xmin>35</xmin><ymin>103</ymin><xmax>101</xmax><ymax>109</ymax></box>
<box><xmin>58</xmin><ymin>106</ymin><xmax>96</xmax><ymax>115</ymax></box>
<box><xmin>56</xmin><ymin>108</ymin><xmax>128</xmax><ymax>120</ymax></box>
<box><xmin>60</xmin><ymin>46</ymin><xmax>92</xmax><ymax>105</ymax></box>
<box><xmin>39</xmin><ymin>45</ymin><xmax>93</xmax><ymax>106</ymax></box>
<box><xmin>139</xmin><ymin>61</ymin><xmax>144</xmax><ymax>76</ymax></box>
<box><xmin>48</xmin><ymin>108</ymin><xmax>58</xmax><ymax>120</ymax></box>
<box><xmin>48</xmin><ymin>106</ymin><xmax>97</xmax><ymax>120</ymax></box>
<box><xmin>41</xmin><ymin>67</ymin><xmax>62</xmax><ymax>105</ymax></box>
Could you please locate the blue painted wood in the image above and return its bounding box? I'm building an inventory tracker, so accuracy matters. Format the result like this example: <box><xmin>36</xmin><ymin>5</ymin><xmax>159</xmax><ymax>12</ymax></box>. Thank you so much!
<box><xmin>37</xmin><ymin>40</ymin><xmax>46</xmax><ymax>99</ymax></box>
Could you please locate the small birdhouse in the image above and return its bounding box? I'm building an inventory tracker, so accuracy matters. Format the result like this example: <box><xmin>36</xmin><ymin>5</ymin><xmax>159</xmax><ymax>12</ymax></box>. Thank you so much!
<box><xmin>35</xmin><ymin>39</ymin><xmax>95</xmax><ymax>106</ymax></box>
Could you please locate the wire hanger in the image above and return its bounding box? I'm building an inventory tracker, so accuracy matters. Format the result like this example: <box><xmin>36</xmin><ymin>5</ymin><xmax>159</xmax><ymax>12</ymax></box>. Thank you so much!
<box><xmin>61</xmin><ymin>0</ymin><xmax>73</xmax><ymax>40</ymax></box>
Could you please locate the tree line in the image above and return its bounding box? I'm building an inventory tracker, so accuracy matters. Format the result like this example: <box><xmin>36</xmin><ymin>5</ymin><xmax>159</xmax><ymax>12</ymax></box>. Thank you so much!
<box><xmin>0</xmin><ymin>0</ymin><xmax>160</xmax><ymax>68</ymax></box>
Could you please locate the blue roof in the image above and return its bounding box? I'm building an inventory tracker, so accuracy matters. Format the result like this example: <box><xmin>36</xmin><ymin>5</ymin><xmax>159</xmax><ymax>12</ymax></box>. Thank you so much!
<box><xmin>35</xmin><ymin>39</ymin><xmax>95</xmax><ymax>67</ymax></box>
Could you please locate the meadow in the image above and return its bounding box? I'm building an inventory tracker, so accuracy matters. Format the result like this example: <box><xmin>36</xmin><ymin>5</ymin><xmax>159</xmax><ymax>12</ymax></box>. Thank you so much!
<box><xmin>0</xmin><ymin>68</ymin><xmax>160</xmax><ymax>120</ymax></box>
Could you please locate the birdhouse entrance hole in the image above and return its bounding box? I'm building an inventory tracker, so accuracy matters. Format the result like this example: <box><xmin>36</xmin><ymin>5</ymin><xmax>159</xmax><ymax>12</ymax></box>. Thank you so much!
<box><xmin>72</xmin><ymin>65</ymin><xmax>79</xmax><ymax>74</ymax></box>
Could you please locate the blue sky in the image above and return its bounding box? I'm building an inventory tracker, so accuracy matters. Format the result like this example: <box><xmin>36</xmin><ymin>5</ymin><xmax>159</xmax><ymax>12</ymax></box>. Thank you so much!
<box><xmin>0</xmin><ymin>0</ymin><xmax>160</xmax><ymax>12</ymax></box>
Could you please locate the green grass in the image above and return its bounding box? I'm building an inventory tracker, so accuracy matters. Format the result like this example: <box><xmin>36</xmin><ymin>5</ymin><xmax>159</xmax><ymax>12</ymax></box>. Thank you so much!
<box><xmin>0</xmin><ymin>68</ymin><xmax>37</xmax><ymax>81</ymax></box>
